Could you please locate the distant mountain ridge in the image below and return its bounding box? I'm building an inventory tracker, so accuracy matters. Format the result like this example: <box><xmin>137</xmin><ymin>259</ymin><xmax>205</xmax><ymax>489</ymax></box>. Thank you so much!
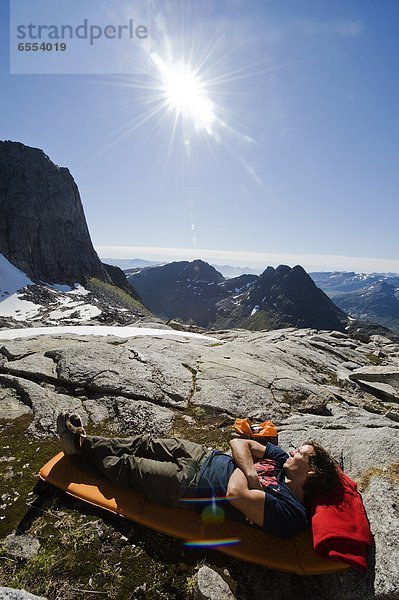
<box><xmin>103</xmin><ymin>258</ymin><xmax>163</xmax><ymax>271</ymax></box>
<box><xmin>310</xmin><ymin>271</ymin><xmax>399</xmax><ymax>333</ymax></box>
<box><xmin>128</xmin><ymin>260</ymin><xmax>347</xmax><ymax>331</ymax></box>
<box><xmin>309</xmin><ymin>271</ymin><xmax>399</xmax><ymax>293</ymax></box>
<box><xmin>104</xmin><ymin>257</ymin><xmax>263</xmax><ymax>278</ymax></box>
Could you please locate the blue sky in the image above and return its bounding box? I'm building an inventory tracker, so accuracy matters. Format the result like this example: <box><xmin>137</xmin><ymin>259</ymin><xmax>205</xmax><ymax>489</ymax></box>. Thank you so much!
<box><xmin>1</xmin><ymin>0</ymin><xmax>398</xmax><ymax>273</ymax></box>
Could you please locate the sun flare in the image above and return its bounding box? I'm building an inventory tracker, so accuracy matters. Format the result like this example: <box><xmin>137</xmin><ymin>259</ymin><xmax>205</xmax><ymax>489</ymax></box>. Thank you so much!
<box><xmin>151</xmin><ymin>53</ymin><xmax>216</xmax><ymax>135</ymax></box>
<box><xmin>96</xmin><ymin>7</ymin><xmax>264</xmax><ymax>187</ymax></box>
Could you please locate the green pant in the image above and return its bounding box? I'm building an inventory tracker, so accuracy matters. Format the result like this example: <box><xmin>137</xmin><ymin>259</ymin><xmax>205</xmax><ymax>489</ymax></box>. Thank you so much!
<box><xmin>80</xmin><ymin>433</ymin><xmax>209</xmax><ymax>508</ymax></box>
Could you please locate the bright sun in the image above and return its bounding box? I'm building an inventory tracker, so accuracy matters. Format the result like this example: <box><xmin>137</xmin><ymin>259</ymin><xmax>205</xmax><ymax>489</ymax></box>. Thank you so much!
<box><xmin>151</xmin><ymin>53</ymin><xmax>216</xmax><ymax>135</ymax></box>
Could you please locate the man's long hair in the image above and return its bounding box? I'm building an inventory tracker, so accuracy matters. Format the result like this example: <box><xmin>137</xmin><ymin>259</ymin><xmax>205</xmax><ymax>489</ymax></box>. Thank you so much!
<box><xmin>304</xmin><ymin>440</ymin><xmax>341</xmax><ymax>496</ymax></box>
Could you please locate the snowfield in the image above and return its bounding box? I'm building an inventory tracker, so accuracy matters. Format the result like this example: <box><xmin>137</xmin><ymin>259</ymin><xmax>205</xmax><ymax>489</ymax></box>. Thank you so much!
<box><xmin>0</xmin><ymin>325</ymin><xmax>219</xmax><ymax>342</ymax></box>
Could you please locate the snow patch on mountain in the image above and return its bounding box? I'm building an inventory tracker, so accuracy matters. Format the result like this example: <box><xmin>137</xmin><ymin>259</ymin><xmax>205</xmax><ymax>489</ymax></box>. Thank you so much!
<box><xmin>0</xmin><ymin>253</ymin><xmax>103</xmax><ymax>325</ymax></box>
<box><xmin>0</xmin><ymin>254</ymin><xmax>40</xmax><ymax>320</ymax></box>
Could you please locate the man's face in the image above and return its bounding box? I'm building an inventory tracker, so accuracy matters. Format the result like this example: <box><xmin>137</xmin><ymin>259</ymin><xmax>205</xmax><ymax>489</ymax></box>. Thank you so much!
<box><xmin>283</xmin><ymin>444</ymin><xmax>316</xmax><ymax>479</ymax></box>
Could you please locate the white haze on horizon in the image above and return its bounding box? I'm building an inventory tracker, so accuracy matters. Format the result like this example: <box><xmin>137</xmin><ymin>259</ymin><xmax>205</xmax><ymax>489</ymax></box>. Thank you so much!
<box><xmin>96</xmin><ymin>246</ymin><xmax>399</xmax><ymax>275</ymax></box>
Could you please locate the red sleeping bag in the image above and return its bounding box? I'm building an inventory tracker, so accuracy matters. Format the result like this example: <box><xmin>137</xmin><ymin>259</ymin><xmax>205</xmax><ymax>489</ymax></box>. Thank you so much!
<box><xmin>308</xmin><ymin>471</ymin><xmax>373</xmax><ymax>571</ymax></box>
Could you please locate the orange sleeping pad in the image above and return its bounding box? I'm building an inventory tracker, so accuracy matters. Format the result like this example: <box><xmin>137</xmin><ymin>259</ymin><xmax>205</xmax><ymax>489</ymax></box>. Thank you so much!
<box><xmin>39</xmin><ymin>453</ymin><xmax>350</xmax><ymax>576</ymax></box>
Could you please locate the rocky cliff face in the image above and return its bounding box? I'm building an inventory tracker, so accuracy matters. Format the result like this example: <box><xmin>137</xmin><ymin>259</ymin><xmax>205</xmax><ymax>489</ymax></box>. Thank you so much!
<box><xmin>0</xmin><ymin>141</ymin><xmax>109</xmax><ymax>285</ymax></box>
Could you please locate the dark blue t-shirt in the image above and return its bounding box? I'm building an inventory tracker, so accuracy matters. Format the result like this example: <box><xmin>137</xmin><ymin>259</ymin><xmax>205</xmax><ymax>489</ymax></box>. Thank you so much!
<box><xmin>196</xmin><ymin>450</ymin><xmax>246</xmax><ymax>523</ymax></box>
<box><xmin>195</xmin><ymin>444</ymin><xmax>309</xmax><ymax>538</ymax></box>
<box><xmin>258</xmin><ymin>442</ymin><xmax>309</xmax><ymax>538</ymax></box>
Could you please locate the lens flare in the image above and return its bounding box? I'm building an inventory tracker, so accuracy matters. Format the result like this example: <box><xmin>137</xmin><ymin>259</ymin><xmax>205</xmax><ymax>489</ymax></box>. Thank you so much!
<box><xmin>180</xmin><ymin>496</ymin><xmax>231</xmax><ymax>504</ymax></box>
<box><xmin>201</xmin><ymin>503</ymin><xmax>225</xmax><ymax>525</ymax></box>
<box><xmin>184</xmin><ymin>538</ymin><xmax>241</xmax><ymax>548</ymax></box>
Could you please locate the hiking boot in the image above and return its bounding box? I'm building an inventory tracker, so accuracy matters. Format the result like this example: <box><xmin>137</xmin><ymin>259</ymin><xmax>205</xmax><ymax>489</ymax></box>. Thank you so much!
<box><xmin>57</xmin><ymin>412</ymin><xmax>85</xmax><ymax>455</ymax></box>
<box><xmin>68</xmin><ymin>413</ymin><xmax>86</xmax><ymax>435</ymax></box>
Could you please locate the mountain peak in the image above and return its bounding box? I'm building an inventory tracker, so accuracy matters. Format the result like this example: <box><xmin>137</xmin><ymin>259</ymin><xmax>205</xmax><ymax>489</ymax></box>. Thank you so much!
<box><xmin>183</xmin><ymin>259</ymin><xmax>224</xmax><ymax>282</ymax></box>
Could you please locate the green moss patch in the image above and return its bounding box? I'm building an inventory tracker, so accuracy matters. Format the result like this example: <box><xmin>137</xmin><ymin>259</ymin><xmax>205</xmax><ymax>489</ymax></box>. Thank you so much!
<box><xmin>87</xmin><ymin>277</ymin><xmax>149</xmax><ymax>314</ymax></box>
<box><xmin>0</xmin><ymin>415</ymin><xmax>60</xmax><ymax>539</ymax></box>
<box><xmin>0</xmin><ymin>500</ymin><xmax>199</xmax><ymax>599</ymax></box>
<box><xmin>171</xmin><ymin>410</ymin><xmax>232</xmax><ymax>452</ymax></box>
<box><xmin>365</xmin><ymin>353</ymin><xmax>385</xmax><ymax>366</ymax></box>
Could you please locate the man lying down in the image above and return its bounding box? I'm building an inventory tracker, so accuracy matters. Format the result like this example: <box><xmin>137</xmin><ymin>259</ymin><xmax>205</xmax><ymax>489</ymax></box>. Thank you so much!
<box><xmin>57</xmin><ymin>413</ymin><xmax>340</xmax><ymax>539</ymax></box>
